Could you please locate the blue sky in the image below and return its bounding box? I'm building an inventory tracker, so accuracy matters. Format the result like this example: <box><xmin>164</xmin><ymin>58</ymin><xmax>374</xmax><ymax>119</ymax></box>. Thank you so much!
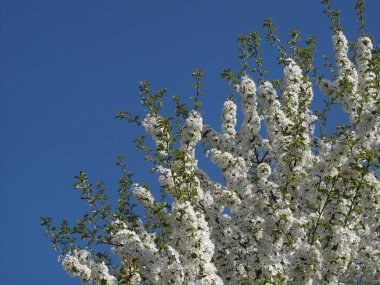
<box><xmin>1</xmin><ymin>0</ymin><xmax>379</xmax><ymax>284</ymax></box>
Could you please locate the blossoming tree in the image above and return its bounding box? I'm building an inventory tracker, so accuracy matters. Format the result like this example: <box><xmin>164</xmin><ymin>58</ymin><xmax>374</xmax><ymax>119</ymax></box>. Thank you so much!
<box><xmin>41</xmin><ymin>0</ymin><xmax>380</xmax><ymax>284</ymax></box>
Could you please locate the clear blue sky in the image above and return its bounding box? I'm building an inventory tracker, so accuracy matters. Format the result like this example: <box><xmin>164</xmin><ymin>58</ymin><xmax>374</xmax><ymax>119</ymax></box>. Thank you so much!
<box><xmin>1</xmin><ymin>0</ymin><xmax>379</xmax><ymax>284</ymax></box>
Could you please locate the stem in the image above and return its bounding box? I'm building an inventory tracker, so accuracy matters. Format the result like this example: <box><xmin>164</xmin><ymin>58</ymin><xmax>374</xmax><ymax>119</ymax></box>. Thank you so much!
<box><xmin>309</xmin><ymin>175</ymin><xmax>339</xmax><ymax>244</ymax></box>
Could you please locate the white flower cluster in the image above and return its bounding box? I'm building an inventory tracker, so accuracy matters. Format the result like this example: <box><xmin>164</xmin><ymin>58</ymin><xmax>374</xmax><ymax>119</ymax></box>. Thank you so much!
<box><xmin>132</xmin><ymin>183</ymin><xmax>156</xmax><ymax>212</ymax></box>
<box><xmin>319</xmin><ymin>31</ymin><xmax>380</xmax><ymax>139</ymax></box>
<box><xmin>221</xmin><ymin>100</ymin><xmax>237</xmax><ymax>137</ymax></box>
<box><xmin>62</xmin><ymin>250</ymin><xmax>116</xmax><ymax>285</ymax></box>
<box><xmin>238</xmin><ymin>76</ymin><xmax>261</xmax><ymax>151</ymax></box>
<box><xmin>142</xmin><ymin>114</ymin><xmax>170</xmax><ymax>155</ymax></box>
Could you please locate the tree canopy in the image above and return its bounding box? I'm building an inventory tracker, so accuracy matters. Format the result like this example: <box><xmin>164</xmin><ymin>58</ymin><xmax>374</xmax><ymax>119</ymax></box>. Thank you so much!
<box><xmin>42</xmin><ymin>0</ymin><xmax>380</xmax><ymax>284</ymax></box>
